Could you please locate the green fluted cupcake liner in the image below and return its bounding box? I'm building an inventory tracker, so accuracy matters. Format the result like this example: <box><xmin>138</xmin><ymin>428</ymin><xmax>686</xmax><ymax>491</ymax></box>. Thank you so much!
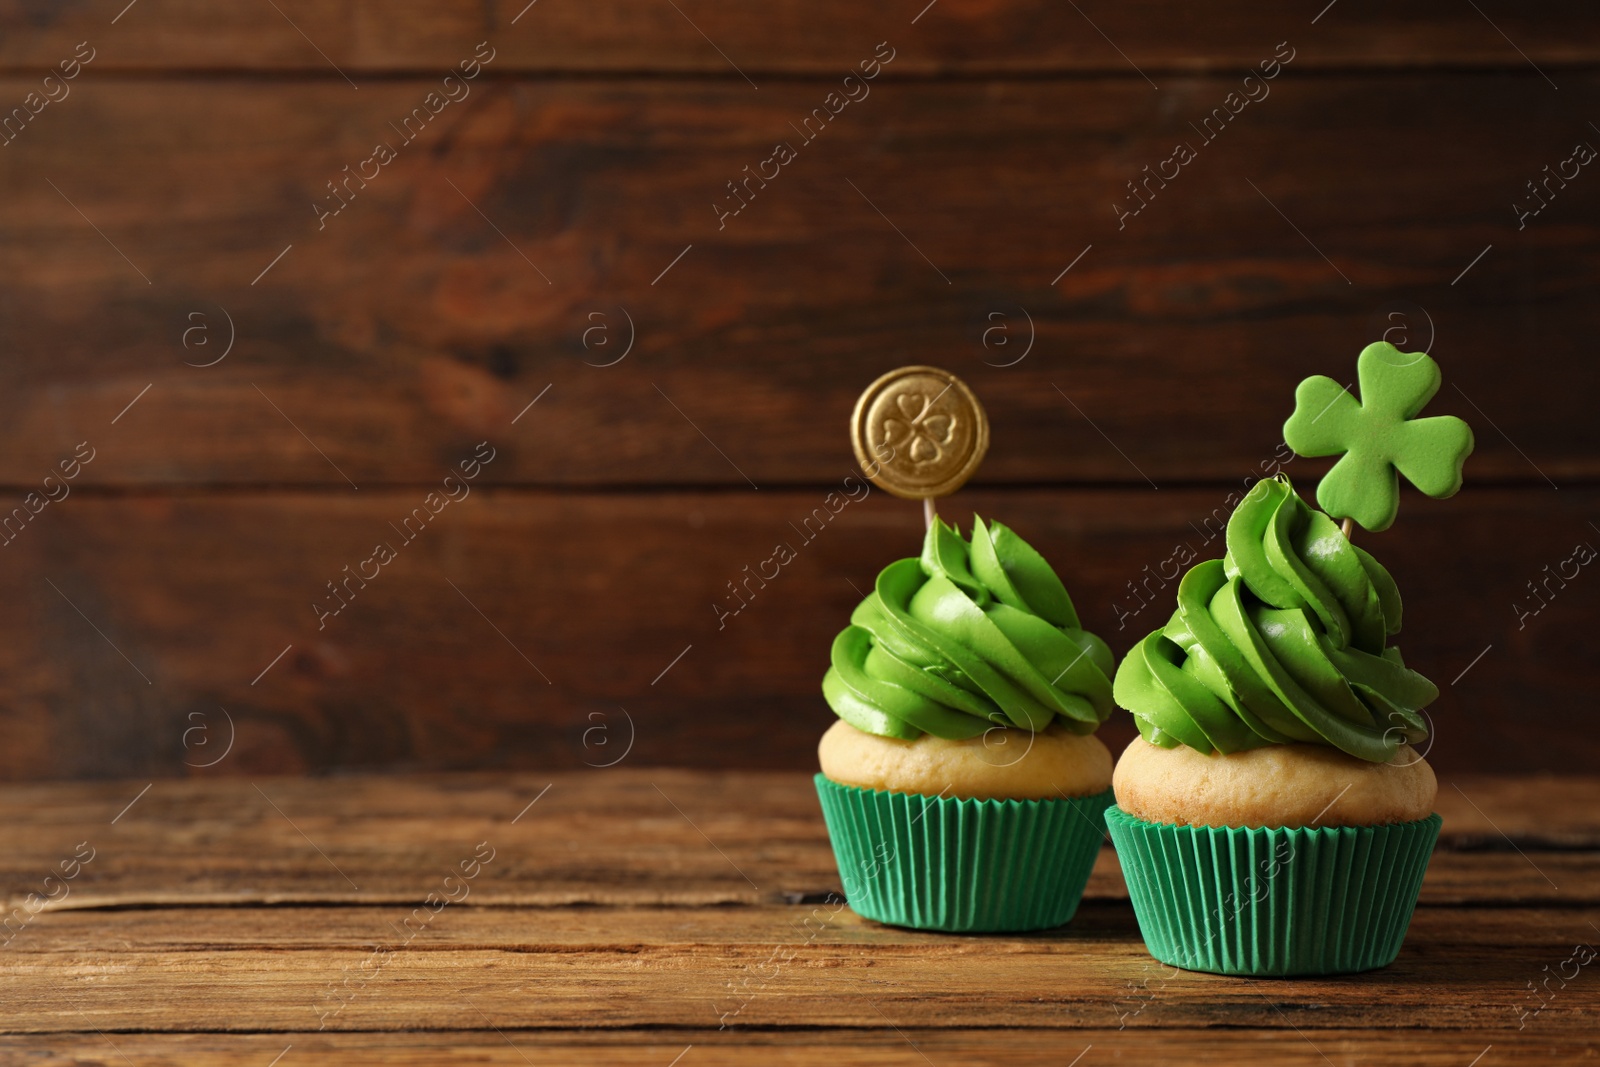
<box><xmin>1105</xmin><ymin>805</ymin><xmax>1441</xmax><ymax>976</ymax></box>
<box><xmin>814</xmin><ymin>774</ymin><xmax>1113</xmax><ymax>933</ymax></box>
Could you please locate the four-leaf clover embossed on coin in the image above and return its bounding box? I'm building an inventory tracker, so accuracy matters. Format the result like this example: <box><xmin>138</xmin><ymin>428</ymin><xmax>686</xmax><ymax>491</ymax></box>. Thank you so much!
<box><xmin>1283</xmin><ymin>341</ymin><xmax>1474</xmax><ymax>533</ymax></box>
<box><xmin>881</xmin><ymin>391</ymin><xmax>958</xmax><ymax>466</ymax></box>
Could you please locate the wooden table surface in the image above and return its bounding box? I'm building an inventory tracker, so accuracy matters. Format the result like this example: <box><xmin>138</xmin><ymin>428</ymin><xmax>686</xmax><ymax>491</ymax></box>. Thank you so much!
<box><xmin>2</xmin><ymin>770</ymin><xmax>1595</xmax><ymax>1064</ymax></box>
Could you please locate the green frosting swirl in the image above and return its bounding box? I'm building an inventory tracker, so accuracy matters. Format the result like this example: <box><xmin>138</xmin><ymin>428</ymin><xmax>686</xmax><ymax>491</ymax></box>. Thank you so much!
<box><xmin>1113</xmin><ymin>476</ymin><xmax>1435</xmax><ymax>762</ymax></box>
<box><xmin>822</xmin><ymin>515</ymin><xmax>1115</xmax><ymax>740</ymax></box>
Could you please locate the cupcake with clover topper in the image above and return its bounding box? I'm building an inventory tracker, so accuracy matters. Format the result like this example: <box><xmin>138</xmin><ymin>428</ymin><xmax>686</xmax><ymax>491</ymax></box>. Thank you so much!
<box><xmin>815</xmin><ymin>366</ymin><xmax>1119</xmax><ymax>933</ymax></box>
<box><xmin>1106</xmin><ymin>341</ymin><xmax>1473</xmax><ymax>976</ymax></box>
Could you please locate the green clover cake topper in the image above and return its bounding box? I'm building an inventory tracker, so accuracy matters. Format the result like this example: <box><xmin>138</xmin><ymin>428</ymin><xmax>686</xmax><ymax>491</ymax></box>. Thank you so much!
<box><xmin>1283</xmin><ymin>341</ymin><xmax>1474</xmax><ymax>533</ymax></box>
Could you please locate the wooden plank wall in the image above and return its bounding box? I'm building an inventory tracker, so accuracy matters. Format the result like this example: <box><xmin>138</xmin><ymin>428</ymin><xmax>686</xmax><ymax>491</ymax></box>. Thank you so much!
<box><xmin>0</xmin><ymin>1</ymin><xmax>1594</xmax><ymax>779</ymax></box>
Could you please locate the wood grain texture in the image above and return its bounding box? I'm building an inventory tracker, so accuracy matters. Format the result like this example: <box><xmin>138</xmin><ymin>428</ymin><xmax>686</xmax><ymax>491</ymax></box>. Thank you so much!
<box><xmin>0</xmin><ymin>772</ymin><xmax>1592</xmax><ymax>1055</ymax></box>
<box><xmin>1</xmin><ymin>772</ymin><xmax>1592</xmax><ymax>911</ymax></box>
<box><xmin>7</xmin><ymin>906</ymin><xmax>1598</xmax><ymax>1033</ymax></box>
<box><xmin>0</xmin><ymin>488</ymin><xmax>1588</xmax><ymax>779</ymax></box>
<box><xmin>0</xmin><ymin>4</ymin><xmax>1593</xmax><ymax>786</ymax></box>
<box><xmin>0</xmin><ymin>74</ymin><xmax>1593</xmax><ymax>487</ymax></box>
<box><xmin>1</xmin><ymin>0</ymin><xmax>1597</xmax><ymax>74</ymax></box>
<box><xmin>12</xmin><ymin>891</ymin><xmax>1597</xmax><ymax>952</ymax></box>
<box><xmin>0</xmin><ymin>1030</ymin><xmax>1586</xmax><ymax>1067</ymax></box>
<box><xmin>1</xmin><ymin>3</ymin><xmax>1594</xmax><ymax>1058</ymax></box>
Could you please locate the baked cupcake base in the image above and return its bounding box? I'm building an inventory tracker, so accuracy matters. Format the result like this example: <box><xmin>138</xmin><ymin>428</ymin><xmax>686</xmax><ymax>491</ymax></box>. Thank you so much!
<box><xmin>816</xmin><ymin>775</ymin><xmax>1113</xmax><ymax>932</ymax></box>
<box><xmin>1106</xmin><ymin>806</ymin><xmax>1441</xmax><ymax>975</ymax></box>
<box><xmin>1113</xmin><ymin>737</ymin><xmax>1437</xmax><ymax>828</ymax></box>
<box><xmin>818</xmin><ymin>718</ymin><xmax>1114</xmax><ymax>800</ymax></box>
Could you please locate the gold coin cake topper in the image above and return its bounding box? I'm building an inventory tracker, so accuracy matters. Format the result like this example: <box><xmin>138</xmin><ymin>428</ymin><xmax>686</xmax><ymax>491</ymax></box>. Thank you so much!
<box><xmin>851</xmin><ymin>366</ymin><xmax>990</xmax><ymax>510</ymax></box>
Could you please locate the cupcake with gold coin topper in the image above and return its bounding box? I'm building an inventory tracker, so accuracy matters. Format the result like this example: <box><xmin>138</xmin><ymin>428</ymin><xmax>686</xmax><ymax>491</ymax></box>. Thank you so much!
<box><xmin>1107</xmin><ymin>341</ymin><xmax>1473</xmax><ymax>975</ymax></box>
<box><xmin>815</xmin><ymin>366</ymin><xmax>1119</xmax><ymax>932</ymax></box>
